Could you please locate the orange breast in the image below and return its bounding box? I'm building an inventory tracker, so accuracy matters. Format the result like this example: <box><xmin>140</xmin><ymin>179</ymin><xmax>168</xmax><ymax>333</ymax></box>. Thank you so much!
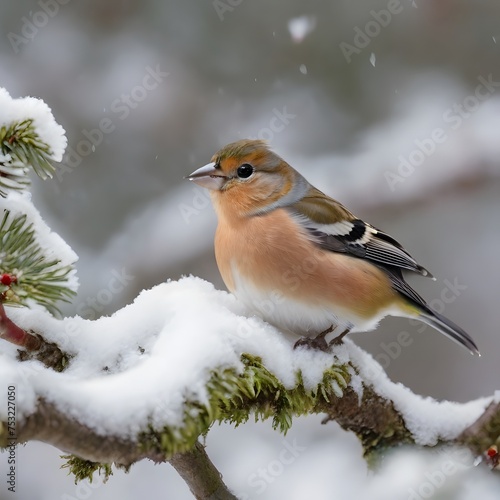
<box><xmin>214</xmin><ymin>208</ymin><xmax>397</xmax><ymax>319</ymax></box>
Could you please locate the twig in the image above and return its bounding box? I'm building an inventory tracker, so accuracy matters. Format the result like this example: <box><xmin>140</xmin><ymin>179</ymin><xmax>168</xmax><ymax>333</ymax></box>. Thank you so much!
<box><xmin>170</xmin><ymin>442</ymin><xmax>238</xmax><ymax>500</ymax></box>
<box><xmin>0</xmin><ymin>303</ymin><xmax>67</xmax><ymax>370</ymax></box>
<box><xmin>0</xmin><ymin>302</ymin><xmax>41</xmax><ymax>350</ymax></box>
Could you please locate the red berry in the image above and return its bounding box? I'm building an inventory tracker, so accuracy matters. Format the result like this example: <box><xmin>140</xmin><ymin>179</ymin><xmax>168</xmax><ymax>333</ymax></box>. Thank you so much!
<box><xmin>487</xmin><ymin>447</ymin><xmax>498</xmax><ymax>458</ymax></box>
<box><xmin>1</xmin><ymin>274</ymin><xmax>13</xmax><ymax>286</ymax></box>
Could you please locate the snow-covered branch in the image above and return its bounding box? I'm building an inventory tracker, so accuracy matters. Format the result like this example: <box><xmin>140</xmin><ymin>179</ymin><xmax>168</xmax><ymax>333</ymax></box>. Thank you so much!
<box><xmin>0</xmin><ymin>87</ymin><xmax>66</xmax><ymax>195</ymax></box>
<box><xmin>1</xmin><ymin>279</ymin><xmax>497</xmax><ymax>485</ymax></box>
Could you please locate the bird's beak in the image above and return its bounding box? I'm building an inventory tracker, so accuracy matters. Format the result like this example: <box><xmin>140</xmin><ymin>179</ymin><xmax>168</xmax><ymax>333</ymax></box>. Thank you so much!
<box><xmin>186</xmin><ymin>162</ymin><xmax>226</xmax><ymax>190</ymax></box>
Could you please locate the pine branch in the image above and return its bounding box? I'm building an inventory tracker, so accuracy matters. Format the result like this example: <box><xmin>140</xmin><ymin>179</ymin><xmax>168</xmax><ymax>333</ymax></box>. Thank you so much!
<box><xmin>0</xmin><ymin>119</ymin><xmax>56</xmax><ymax>196</ymax></box>
<box><xmin>0</xmin><ymin>210</ymin><xmax>76</xmax><ymax>314</ymax></box>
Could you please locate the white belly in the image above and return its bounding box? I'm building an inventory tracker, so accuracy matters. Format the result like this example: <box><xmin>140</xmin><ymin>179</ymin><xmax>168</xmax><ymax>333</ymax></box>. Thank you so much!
<box><xmin>231</xmin><ymin>266</ymin><xmax>394</xmax><ymax>338</ymax></box>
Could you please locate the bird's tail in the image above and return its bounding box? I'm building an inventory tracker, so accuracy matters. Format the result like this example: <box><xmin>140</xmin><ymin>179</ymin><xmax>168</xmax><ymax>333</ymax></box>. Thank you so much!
<box><xmin>418</xmin><ymin>306</ymin><xmax>480</xmax><ymax>356</ymax></box>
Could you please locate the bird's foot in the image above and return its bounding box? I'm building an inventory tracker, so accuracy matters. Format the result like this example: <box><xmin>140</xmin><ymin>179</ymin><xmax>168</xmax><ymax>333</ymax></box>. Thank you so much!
<box><xmin>327</xmin><ymin>328</ymin><xmax>351</xmax><ymax>347</ymax></box>
<box><xmin>293</xmin><ymin>325</ymin><xmax>334</xmax><ymax>352</ymax></box>
<box><xmin>293</xmin><ymin>335</ymin><xmax>330</xmax><ymax>351</ymax></box>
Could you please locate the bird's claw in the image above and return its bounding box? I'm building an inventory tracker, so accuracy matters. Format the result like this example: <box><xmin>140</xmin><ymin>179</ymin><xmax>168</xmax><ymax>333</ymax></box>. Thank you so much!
<box><xmin>293</xmin><ymin>326</ymin><xmax>350</xmax><ymax>352</ymax></box>
<box><xmin>293</xmin><ymin>336</ymin><xmax>330</xmax><ymax>352</ymax></box>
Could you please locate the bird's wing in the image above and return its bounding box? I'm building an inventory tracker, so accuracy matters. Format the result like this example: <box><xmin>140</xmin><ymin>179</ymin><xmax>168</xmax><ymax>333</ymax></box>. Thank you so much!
<box><xmin>288</xmin><ymin>187</ymin><xmax>434</xmax><ymax>279</ymax></box>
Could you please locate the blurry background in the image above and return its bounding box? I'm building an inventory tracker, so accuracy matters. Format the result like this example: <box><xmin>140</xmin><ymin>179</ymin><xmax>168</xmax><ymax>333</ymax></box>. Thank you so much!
<box><xmin>1</xmin><ymin>0</ymin><xmax>499</xmax><ymax>498</ymax></box>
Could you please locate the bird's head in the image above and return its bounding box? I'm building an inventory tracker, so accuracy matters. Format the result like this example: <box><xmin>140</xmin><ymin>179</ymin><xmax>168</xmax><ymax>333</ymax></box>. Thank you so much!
<box><xmin>187</xmin><ymin>139</ymin><xmax>308</xmax><ymax>217</ymax></box>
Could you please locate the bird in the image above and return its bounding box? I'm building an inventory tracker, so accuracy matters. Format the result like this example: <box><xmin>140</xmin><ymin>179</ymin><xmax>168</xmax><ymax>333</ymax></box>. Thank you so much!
<box><xmin>187</xmin><ymin>139</ymin><xmax>479</xmax><ymax>355</ymax></box>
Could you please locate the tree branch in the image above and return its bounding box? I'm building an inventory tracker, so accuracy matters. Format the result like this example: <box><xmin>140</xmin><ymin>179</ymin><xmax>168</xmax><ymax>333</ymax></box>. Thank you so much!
<box><xmin>4</xmin><ymin>397</ymin><xmax>237</xmax><ymax>499</ymax></box>
<box><xmin>459</xmin><ymin>400</ymin><xmax>500</xmax><ymax>455</ymax></box>
<box><xmin>0</xmin><ymin>302</ymin><xmax>41</xmax><ymax>350</ymax></box>
<box><xmin>319</xmin><ymin>384</ymin><xmax>413</xmax><ymax>456</ymax></box>
<box><xmin>0</xmin><ymin>308</ymin><xmax>238</xmax><ymax>498</ymax></box>
<box><xmin>2</xmin><ymin>344</ymin><xmax>496</xmax><ymax>472</ymax></box>
<box><xmin>0</xmin><ymin>302</ymin><xmax>67</xmax><ymax>370</ymax></box>
<box><xmin>170</xmin><ymin>442</ymin><xmax>238</xmax><ymax>500</ymax></box>
<box><xmin>0</xmin><ymin>304</ymin><xmax>497</xmax><ymax>498</ymax></box>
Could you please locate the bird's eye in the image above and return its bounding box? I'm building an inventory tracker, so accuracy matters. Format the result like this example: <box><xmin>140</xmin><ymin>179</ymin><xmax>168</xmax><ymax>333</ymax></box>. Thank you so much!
<box><xmin>236</xmin><ymin>163</ymin><xmax>254</xmax><ymax>179</ymax></box>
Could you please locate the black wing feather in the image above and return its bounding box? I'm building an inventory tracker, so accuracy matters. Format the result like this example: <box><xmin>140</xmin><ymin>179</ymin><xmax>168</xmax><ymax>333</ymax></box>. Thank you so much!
<box><xmin>383</xmin><ymin>266</ymin><xmax>427</xmax><ymax>307</ymax></box>
<box><xmin>295</xmin><ymin>215</ymin><xmax>433</xmax><ymax>278</ymax></box>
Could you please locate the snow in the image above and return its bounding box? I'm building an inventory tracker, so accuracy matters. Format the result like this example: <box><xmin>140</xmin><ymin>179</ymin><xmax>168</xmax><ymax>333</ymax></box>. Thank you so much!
<box><xmin>0</xmin><ymin>277</ymin><xmax>343</xmax><ymax>437</ymax></box>
<box><xmin>494</xmin><ymin>390</ymin><xmax>500</xmax><ymax>403</ymax></box>
<box><xmin>0</xmin><ymin>191</ymin><xmax>79</xmax><ymax>294</ymax></box>
<box><xmin>370</xmin><ymin>52</ymin><xmax>376</xmax><ymax>67</ymax></box>
<box><xmin>0</xmin><ymin>87</ymin><xmax>67</xmax><ymax>162</ymax></box>
<box><xmin>0</xmin><ymin>276</ymin><xmax>491</xmax><ymax>444</ymax></box>
<box><xmin>364</xmin><ymin>446</ymin><xmax>498</xmax><ymax>500</ymax></box>
<box><xmin>345</xmin><ymin>342</ymin><xmax>491</xmax><ymax>445</ymax></box>
<box><xmin>287</xmin><ymin>16</ymin><xmax>316</xmax><ymax>43</ymax></box>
